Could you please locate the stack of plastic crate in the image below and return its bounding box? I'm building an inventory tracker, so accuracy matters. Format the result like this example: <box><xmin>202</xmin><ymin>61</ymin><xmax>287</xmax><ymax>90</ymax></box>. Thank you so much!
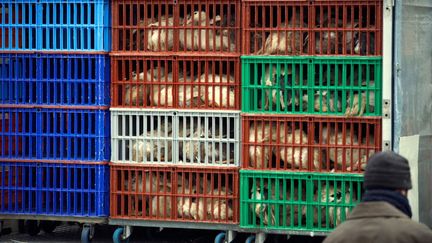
<box><xmin>240</xmin><ymin>0</ymin><xmax>382</xmax><ymax>235</ymax></box>
<box><xmin>109</xmin><ymin>1</ymin><xmax>241</xmax><ymax>240</ymax></box>
<box><xmin>0</xmin><ymin>1</ymin><xmax>111</xmax><ymax>240</ymax></box>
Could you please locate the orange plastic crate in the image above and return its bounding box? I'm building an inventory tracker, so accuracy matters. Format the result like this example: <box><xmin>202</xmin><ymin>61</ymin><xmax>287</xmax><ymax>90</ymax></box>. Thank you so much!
<box><xmin>111</xmin><ymin>0</ymin><xmax>241</xmax><ymax>54</ymax></box>
<box><xmin>242</xmin><ymin>0</ymin><xmax>382</xmax><ymax>55</ymax></box>
<box><xmin>111</xmin><ymin>54</ymin><xmax>240</xmax><ymax>109</ymax></box>
<box><xmin>110</xmin><ymin>164</ymin><xmax>239</xmax><ymax>224</ymax></box>
<box><xmin>242</xmin><ymin>114</ymin><xmax>381</xmax><ymax>172</ymax></box>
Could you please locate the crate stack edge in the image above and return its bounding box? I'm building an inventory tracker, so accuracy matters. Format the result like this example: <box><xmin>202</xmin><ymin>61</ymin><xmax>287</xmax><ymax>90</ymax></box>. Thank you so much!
<box><xmin>109</xmin><ymin>0</ymin><xmax>241</xmax><ymax>225</ymax></box>
<box><xmin>0</xmin><ymin>0</ymin><xmax>111</xmax><ymax>221</ymax></box>
<box><xmin>239</xmin><ymin>0</ymin><xmax>383</xmax><ymax>233</ymax></box>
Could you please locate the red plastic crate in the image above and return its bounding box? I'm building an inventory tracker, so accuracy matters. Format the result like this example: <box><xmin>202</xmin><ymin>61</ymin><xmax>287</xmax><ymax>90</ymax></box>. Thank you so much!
<box><xmin>242</xmin><ymin>1</ymin><xmax>309</xmax><ymax>55</ymax></box>
<box><xmin>241</xmin><ymin>114</ymin><xmax>381</xmax><ymax>172</ymax></box>
<box><xmin>0</xmin><ymin>113</ymin><xmax>22</xmax><ymax>157</ymax></box>
<box><xmin>110</xmin><ymin>164</ymin><xmax>239</xmax><ymax>224</ymax></box>
<box><xmin>311</xmin><ymin>116</ymin><xmax>381</xmax><ymax>172</ymax></box>
<box><xmin>112</xmin><ymin>0</ymin><xmax>241</xmax><ymax>53</ymax></box>
<box><xmin>111</xmin><ymin>55</ymin><xmax>240</xmax><ymax>109</ymax></box>
<box><xmin>242</xmin><ymin>0</ymin><xmax>382</xmax><ymax>55</ymax></box>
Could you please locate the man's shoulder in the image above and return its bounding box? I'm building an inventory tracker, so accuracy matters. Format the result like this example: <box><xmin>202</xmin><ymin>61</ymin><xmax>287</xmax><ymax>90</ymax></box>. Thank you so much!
<box><xmin>324</xmin><ymin>213</ymin><xmax>432</xmax><ymax>243</ymax></box>
<box><xmin>397</xmin><ymin>218</ymin><xmax>432</xmax><ymax>234</ymax></box>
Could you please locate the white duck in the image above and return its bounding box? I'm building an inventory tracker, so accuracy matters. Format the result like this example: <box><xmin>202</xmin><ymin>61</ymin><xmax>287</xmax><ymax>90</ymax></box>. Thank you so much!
<box><xmin>256</xmin><ymin>10</ymin><xmax>306</xmax><ymax>55</ymax></box>
<box><xmin>248</xmin><ymin>122</ymin><xmax>277</xmax><ymax>169</ymax></box>
<box><xmin>195</xmin><ymin>73</ymin><xmax>236</xmax><ymax>108</ymax></box>
<box><xmin>131</xmin><ymin>122</ymin><xmax>173</xmax><ymax>163</ymax></box>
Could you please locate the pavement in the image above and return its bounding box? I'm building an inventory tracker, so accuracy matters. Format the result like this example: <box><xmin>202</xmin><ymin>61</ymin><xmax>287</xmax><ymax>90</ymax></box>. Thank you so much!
<box><xmin>0</xmin><ymin>221</ymin><xmax>325</xmax><ymax>243</ymax></box>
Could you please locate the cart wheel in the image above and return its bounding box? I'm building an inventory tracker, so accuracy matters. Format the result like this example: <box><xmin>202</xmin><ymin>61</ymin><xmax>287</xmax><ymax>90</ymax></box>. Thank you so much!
<box><xmin>113</xmin><ymin>227</ymin><xmax>129</xmax><ymax>243</ymax></box>
<box><xmin>40</xmin><ymin>221</ymin><xmax>57</xmax><ymax>233</ymax></box>
<box><xmin>214</xmin><ymin>232</ymin><xmax>226</xmax><ymax>243</ymax></box>
<box><xmin>245</xmin><ymin>235</ymin><xmax>255</xmax><ymax>243</ymax></box>
<box><xmin>81</xmin><ymin>225</ymin><xmax>94</xmax><ymax>243</ymax></box>
<box><xmin>26</xmin><ymin>220</ymin><xmax>40</xmax><ymax>236</ymax></box>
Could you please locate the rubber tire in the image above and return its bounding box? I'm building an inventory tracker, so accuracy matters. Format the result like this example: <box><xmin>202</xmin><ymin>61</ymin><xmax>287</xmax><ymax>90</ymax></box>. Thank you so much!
<box><xmin>26</xmin><ymin>220</ymin><xmax>40</xmax><ymax>236</ymax></box>
<box><xmin>113</xmin><ymin>228</ymin><xmax>129</xmax><ymax>243</ymax></box>
<box><xmin>214</xmin><ymin>232</ymin><xmax>226</xmax><ymax>243</ymax></box>
<box><xmin>39</xmin><ymin>221</ymin><xmax>57</xmax><ymax>233</ymax></box>
<box><xmin>81</xmin><ymin>226</ymin><xmax>92</xmax><ymax>243</ymax></box>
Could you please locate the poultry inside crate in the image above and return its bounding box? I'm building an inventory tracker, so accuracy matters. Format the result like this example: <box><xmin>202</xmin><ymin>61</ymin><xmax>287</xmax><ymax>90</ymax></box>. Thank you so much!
<box><xmin>123</xmin><ymin>170</ymin><xmax>235</xmax><ymax>221</ymax></box>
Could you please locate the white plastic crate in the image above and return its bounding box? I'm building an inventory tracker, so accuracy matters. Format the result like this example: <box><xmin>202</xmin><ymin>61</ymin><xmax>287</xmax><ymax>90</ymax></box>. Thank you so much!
<box><xmin>110</xmin><ymin>109</ymin><xmax>240</xmax><ymax>166</ymax></box>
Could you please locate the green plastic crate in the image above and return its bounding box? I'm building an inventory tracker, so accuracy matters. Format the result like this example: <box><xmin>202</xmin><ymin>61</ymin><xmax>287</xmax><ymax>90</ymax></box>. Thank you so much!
<box><xmin>241</xmin><ymin>56</ymin><xmax>382</xmax><ymax>116</ymax></box>
<box><xmin>240</xmin><ymin>170</ymin><xmax>363</xmax><ymax>233</ymax></box>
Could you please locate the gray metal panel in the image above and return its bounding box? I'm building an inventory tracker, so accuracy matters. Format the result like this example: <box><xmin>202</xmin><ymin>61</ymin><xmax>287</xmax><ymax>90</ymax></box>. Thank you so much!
<box><xmin>394</xmin><ymin>0</ymin><xmax>432</xmax><ymax>227</ymax></box>
<box><xmin>394</xmin><ymin>0</ymin><xmax>432</xmax><ymax>149</ymax></box>
<box><xmin>418</xmin><ymin>135</ymin><xmax>432</xmax><ymax>227</ymax></box>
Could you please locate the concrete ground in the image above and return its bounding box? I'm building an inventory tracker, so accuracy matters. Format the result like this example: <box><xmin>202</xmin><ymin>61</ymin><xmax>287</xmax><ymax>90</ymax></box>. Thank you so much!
<box><xmin>0</xmin><ymin>221</ymin><xmax>325</xmax><ymax>243</ymax></box>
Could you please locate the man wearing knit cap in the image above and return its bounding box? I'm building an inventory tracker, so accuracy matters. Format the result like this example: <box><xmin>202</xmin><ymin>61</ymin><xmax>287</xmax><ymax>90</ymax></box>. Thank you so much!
<box><xmin>324</xmin><ymin>151</ymin><xmax>432</xmax><ymax>243</ymax></box>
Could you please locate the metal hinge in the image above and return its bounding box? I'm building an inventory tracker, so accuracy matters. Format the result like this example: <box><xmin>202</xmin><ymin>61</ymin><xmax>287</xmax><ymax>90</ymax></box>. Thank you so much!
<box><xmin>383</xmin><ymin>99</ymin><xmax>391</xmax><ymax>119</ymax></box>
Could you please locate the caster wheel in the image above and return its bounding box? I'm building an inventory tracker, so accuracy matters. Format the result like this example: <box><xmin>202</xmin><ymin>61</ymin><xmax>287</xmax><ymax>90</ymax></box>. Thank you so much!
<box><xmin>26</xmin><ymin>220</ymin><xmax>40</xmax><ymax>236</ymax></box>
<box><xmin>113</xmin><ymin>228</ymin><xmax>129</xmax><ymax>243</ymax></box>
<box><xmin>214</xmin><ymin>232</ymin><xmax>226</xmax><ymax>243</ymax></box>
<box><xmin>81</xmin><ymin>226</ymin><xmax>94</xmax><ymax>243</ymax></box>
<box><xmin>245</xmin><ymin>235</ymin><xmax>256</xmax><ymax>243</ymax></box>
<box><xmin>40</xmin><ymin>221</ymin><xmax>57</xmax><ymax>233</ymax></box>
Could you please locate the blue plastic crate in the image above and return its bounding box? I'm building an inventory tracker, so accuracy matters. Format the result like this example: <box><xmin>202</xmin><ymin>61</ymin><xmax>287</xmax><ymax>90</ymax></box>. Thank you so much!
<box><xmin>0</xmin><ymin>53</ymin><xmax>110</xmax><ymax>106</ymax></box>
<box><xmin>0</xmin><ymin>1</ymin><xmax>110</xmax><ymax>51</ymax></box>
<box><xmin>0</xmin><ymin>162</ymin><xmax>109</xmax><ymax>217</ymax></box>
<box><xmin>0</xmin><ymin>108</ymin><xmax>110</xmax><ymax>161</ymax></box>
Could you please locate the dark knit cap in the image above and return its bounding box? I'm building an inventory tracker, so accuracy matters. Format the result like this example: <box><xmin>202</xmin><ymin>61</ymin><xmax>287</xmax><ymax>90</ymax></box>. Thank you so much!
<box><xmin>364</xmin><ymin>151</ymin><xmax>412</xmax><ymax>190</ymax></box>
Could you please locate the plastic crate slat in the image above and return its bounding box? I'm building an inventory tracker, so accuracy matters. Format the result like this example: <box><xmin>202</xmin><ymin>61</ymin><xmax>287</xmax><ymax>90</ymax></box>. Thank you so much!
<box><xmin>111</xmin><ymin>55</ymin><xmax>240</xmax><ymax>110</ymax></box>
<box><xmin>240</xmin><ymin>170</ymin><xmax>363</xmax><ymax>232</ymax></box>
<box><xmin>0</xmin><ymin>1</ymin><xmax>110</xmax><ymax>51</ymax></box>
<box><xmin>241</xmin><ymin>56</ymin><xmax>382</xmax><ymax>116</ymax></box>
<box><xmin>0</xmin><ymin>53</ymin><xmax>109</xmax><ymax>106</ymax></box>
<box><xmin>110</xmin><ymin>165</ymin><xmax>239</xmax><ymax>223</ymax></box>
<box><xmin>0</xmin><ymin>108</ymin><xmax>110</xmax><ymax>162</ymax></box>
<box><xmin>111</xmin><ymin>110</ymin><xmax>239</xmax><ymax>166</ymax></box>
<box><xmin>111</xmin><ymin>0</ymin><xmax>240</xmax><ymax>53</ymax></box>
<box><xmin>0</xmin><ymin>162</ymin><xmax>109</xmax><ymax>217</ymax></box>
<box><xmin>242</xmin><ymin>0</ymin><xmax>382</xmax><ymax>56</ymax></box>
<box><xmin>241</xmin><ymin>115</ymin><xmax>382</xmax><ymax>172</ymax></box>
